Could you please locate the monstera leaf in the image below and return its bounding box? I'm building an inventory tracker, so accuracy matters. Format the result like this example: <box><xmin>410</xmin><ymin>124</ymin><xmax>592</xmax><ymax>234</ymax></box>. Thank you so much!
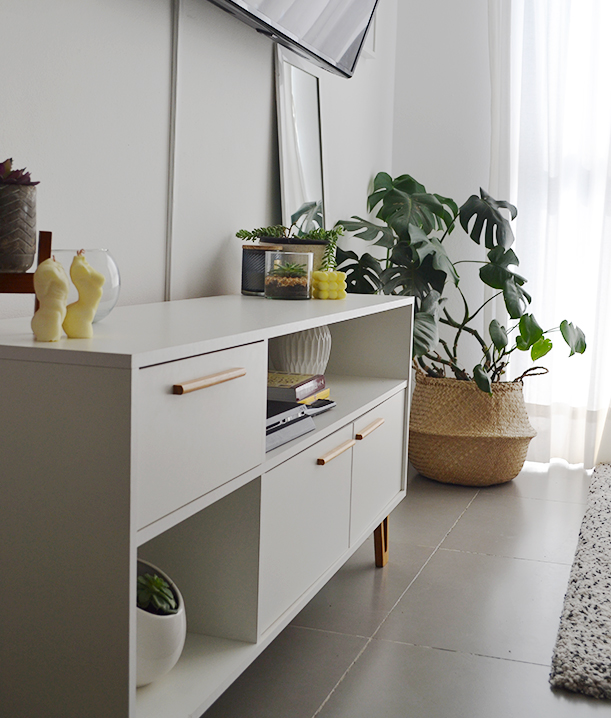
<box><xmin>365</xmin><ymin>172</ymin><xmax>458</xmax><ymax>240</ymax></box>
<box><xmin>560</xmin><ymin>321</ymin><xmax>587</xmax><ymax>356</ymax></box>
<box><xmin>408</xmin><ymin>224</ymin><xmax>459</xmax><ymax>287</ymax></box>
<box><xmin>459</xmin><ymin>188</ymin><xmax>517</xmax><ymax>249</ymax></box>
<box><xmin>335</xmin><ymin>247</ymin><xmax>382</xmax><ymax>294</ymax></box>
<box><xmin>413</xmin><ymin>290</ymin><xmax>445</xmax><ymax>357</ymax></box>
<box><xmin>339</xmin><ymin>217</ymin><xmax>395</xmax><ymax>248</ymax></box>
<box><xmin>479</xmin><ymin>246</ymin><xmax>531</xmax><ymax>319</ymax></box>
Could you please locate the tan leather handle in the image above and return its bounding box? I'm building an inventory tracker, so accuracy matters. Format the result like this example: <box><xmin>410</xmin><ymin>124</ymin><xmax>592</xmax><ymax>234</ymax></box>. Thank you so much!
<box><xmin>317</xmin><ymin>439</ymin><xmax>356</xmax><ymax>465</ymax></box>
<box><xmin>172</xmin><ymin>367</ymin><xmax>246</xmax><ymax>395</ymax></box>
<box><xmin>355</xmin><ymin>417</ymin><xmax>385</xmax><ymax>441</ymax></box>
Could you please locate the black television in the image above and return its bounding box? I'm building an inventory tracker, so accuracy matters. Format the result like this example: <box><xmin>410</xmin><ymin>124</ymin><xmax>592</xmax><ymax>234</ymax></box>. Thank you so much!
<box><xmin>207</xmin><ymin>0</ymin><xmax>379</xmax><ymax>78</ymax></box>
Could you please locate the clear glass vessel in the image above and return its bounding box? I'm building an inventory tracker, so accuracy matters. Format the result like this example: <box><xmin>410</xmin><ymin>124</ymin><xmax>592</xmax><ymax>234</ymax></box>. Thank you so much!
<box><xmin>53</xmin><ymin>249</ymin><xmax>121</xmax><ymax>322</ymax></box>
<box><xmin>264</xmin><ymin>250</ymin><xmax>312</xmax><ymax>300</ymax></box>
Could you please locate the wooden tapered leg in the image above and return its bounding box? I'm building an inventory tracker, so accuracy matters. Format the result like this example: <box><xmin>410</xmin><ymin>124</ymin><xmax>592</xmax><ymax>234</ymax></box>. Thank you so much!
<box><xmin>373</xmin><ymin>516</ymin><xmax>389</xmax><ymax>567</ymax></box>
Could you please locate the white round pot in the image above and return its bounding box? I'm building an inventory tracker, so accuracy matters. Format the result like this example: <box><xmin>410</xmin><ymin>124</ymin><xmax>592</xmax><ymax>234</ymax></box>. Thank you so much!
<box><xmin>136</xmin><ymin>559</ymin><xmax>187</xmax><ymax>688</ymax></box>
<box><xmin>269</xmin><ymin>325</ymin><xmax>332</xmax><ymax>374</ymax></box>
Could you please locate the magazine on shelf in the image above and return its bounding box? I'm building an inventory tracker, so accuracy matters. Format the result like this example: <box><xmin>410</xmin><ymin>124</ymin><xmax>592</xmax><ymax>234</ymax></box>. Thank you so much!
<box><xmin>267</xmin><ymin>371</ymin><xmax>325</xmax><ymax>402</ymax></box>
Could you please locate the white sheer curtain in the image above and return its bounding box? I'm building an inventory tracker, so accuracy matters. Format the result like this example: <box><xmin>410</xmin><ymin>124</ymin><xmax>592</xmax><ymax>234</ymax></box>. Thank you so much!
<box><xmin>488</xmin><ymin>0</ymin><xmax>611</xmax><ymax>467</ymax></box>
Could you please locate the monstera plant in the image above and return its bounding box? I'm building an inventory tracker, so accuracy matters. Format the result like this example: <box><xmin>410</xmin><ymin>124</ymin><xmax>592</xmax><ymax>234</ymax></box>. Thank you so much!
<box><xmin>337</xmin><ymin>171</ymin><xmax>586</xmax><ymax>486</ymax></box>
<box><xmin>336</xmin><ymin>171</ymin><xmax>585</xmax><ymax>393</ymax></box>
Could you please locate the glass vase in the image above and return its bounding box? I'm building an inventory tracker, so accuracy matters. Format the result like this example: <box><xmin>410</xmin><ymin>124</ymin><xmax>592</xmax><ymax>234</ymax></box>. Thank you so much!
<box><xmin>53</xmin><ymin>249</ymin><xmax>121</xmax><ymax>322</ymax></box>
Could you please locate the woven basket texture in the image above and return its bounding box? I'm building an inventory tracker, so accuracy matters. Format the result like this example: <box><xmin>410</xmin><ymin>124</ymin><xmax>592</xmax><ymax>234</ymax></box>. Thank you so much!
<box><xmin>0</xmin><ymin>185</ymin><xmax>37</xmax><ymax>273</ymax></box>
<box><xmin>409</xmin><ymin>372</ymin><xmax>536</xmax><ymax>486</ymax></box>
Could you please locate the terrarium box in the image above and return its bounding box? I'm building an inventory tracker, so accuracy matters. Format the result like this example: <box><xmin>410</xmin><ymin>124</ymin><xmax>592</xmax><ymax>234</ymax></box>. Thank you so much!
<box><xmin>264</xmin><ymin>251</ymin><xmax>312</xmax><ymax>300</ymax></box>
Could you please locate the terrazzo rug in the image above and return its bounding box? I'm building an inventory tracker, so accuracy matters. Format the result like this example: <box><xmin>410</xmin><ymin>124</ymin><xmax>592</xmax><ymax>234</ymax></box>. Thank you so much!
<box><xmin>550</xmin><ymin>463</ymin><xmax>611</xmax><ymax>699</ymax></box>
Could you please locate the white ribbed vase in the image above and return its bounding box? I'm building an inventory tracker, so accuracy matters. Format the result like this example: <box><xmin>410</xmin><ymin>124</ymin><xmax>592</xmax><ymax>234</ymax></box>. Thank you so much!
<box><xmin>269</xmin><ymin>325</ymin><xmax>332</xmax><ymax>375</ymax></box>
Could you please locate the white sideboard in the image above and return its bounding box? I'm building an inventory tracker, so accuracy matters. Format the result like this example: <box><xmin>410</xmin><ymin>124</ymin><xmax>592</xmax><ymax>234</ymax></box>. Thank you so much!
<box><xmin>0</xmin><ymin>294</ymin><xmax>413</xmax><ymax>718</ymax></box>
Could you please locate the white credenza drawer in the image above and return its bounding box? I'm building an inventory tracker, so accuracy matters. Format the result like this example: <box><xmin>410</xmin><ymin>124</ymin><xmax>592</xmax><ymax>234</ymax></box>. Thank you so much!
<box><xmin>135</xmin><ymin>342</ymin><xmax>267</xmax><ymax>529</ymax></box>
<box><xmin>350</xmin><ymin>390</ymin><xmax>406</xmax><ymax>544</ymax></box>
<box><xmin>258</xmin><ymin>424</ymin><xmax>353</xmax><ymax>634</ymax></box>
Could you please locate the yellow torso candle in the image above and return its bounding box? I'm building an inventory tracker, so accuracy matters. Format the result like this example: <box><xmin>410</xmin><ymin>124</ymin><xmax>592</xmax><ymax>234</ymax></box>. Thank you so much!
<box><xmin>31</xmin><ymin>257</ymin><xmax>70</xmax><ymax>342</ymax></box>
<box><xmin>62</xmin><ymin>250</ymin><xmax>105</xmax><ymax>339</ymax></box>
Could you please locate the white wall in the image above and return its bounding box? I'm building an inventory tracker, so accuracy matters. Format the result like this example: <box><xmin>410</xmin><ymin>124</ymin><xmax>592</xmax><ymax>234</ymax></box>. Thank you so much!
<box><xmin>392</xmin><ymin>0</ymin><xmax>493</xmax><ymax>370</ymax></box>
<box><xmin>1</xmin><ymin>0</ymin><xmax>399</xmax><ymax>315</ymax></box>
<box><xmin>1</xmin><ymin>0</ymin><xmax>172</xmax><ymax>319</ymax></box>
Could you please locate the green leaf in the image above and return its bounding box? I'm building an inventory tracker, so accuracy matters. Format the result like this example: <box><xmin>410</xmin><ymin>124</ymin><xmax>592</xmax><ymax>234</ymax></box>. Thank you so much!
<box><xmin>531</xmin><ymin>337</ymin><xmax>553</xmax><ymax>360</ymax></box>
<box><xmin>413</xmin><ymin>312</ymin><xmax>438</xmax><ymax>358</ymax></box>
<box><xmin>335</xmin><ymin>247</ymin><xmax>382</xmax><ymax>294</ymax></box>
<box><xmin>339</xmin><ymin>216</ymin><xmax>395</xmax><ymax>248</ymax></box>
<box><xmin>560</xmin><ymin>320</ymin><xmax>587</xmax><ymax>356</ymax></box>
<box><xmin>473</xmin><ymin>365</ymin><xmax>492</xmax><ymax>394</ymax></box>
<box><xmin>408</xmin><ymin>225</ymin><xmax>459</xmax><ymax>286</ymax></box>
<box><xmin>489</xmin><ymin>319</ymin><xmax>508</xmax><ymax>350</ymax></box>
<box><xmin>367</xmin><ymin>172</ymin><xmax>395</xmax><ymax>212</ymax></box>
<box><xmin>501</xmin><ymin>277</ymin><xmax>531</xmax><ymax>319</ymax></box>
<box><xmin>459</xmin><ymin>188</ymin><xmax>517</xmax><ymax>248</ymax></box>
<box><xmin>413</xmin><ymin>290</ymin><xmax>444</xmax><ymax>357</ymax></box>
<box><xmin>517</xmin><ymin>314</ymin><xmax>543</xmax><ymax>348</ymax></box>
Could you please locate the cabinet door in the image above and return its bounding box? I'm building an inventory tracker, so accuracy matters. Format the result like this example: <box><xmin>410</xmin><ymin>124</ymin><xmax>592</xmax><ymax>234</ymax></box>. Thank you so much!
<box><xmin>350</xmin><ymin>390</ymin><xmax>406</xmax><ymax>544</ymax></box>
<box><xmin>136</xmin><ymin>342</ymin><xmax>266</xmax><ymax>529</ymax></box>
<box><xmin>258</xmin><ymin>425</ymin><xmax>353</xmax><ymax>634</ymax></box>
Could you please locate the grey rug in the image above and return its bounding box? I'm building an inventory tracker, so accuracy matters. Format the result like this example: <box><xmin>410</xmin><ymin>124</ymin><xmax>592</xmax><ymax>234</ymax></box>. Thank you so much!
<box><xmin>550</xmin><ymin>463</ymin><xmax>611</xmax><ymax>699</ymax></box>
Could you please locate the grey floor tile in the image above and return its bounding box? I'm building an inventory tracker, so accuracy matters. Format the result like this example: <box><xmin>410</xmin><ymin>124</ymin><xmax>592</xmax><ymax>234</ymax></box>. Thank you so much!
<box><xmin>204</xmin><ymin>625</ymin><xmax>367</xmax><ymax>718</ymax></box>
<box><xmin>291</xmin><ymin>537</ymin><xmax>432</xmax><ymax>637</ymax></box>
<box><xmin>442</xmin><ymin>492</ymin><xmax>586</xmax><ymax>563</ymax></box>
<box><xmin>317</xmin><ymin>640</ymin><xmax>609</xmax><ymax>718</ymax></box>
<box><xmin>375</xmin><ymin>548</ymin><xmax>571</xmax><ymax>665</ymax></box>
<box><xmin>481</xmin><ymin>461</ymin><xmax>591</xmax><ymax>504</ymax></box>
<box><xmin>392</xmin><ymin>473</ymin><xmax>479</xmax><ymax>548</ymax></box>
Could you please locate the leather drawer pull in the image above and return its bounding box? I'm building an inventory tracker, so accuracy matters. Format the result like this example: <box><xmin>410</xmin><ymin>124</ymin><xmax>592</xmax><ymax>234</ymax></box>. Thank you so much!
<box><xmin>355</xmin><ymin>417</ymin><xmax>385</xmax><ymax>440</ymax></box>
<box><xmin>317</xmin><ymin>439</ymin><xmax>356</xmax><ymax>465</ymax></box>
<box><xmin>172</xmin><ymin>367</ymin><xmax>246</xmax><ymax>395</ymax></box>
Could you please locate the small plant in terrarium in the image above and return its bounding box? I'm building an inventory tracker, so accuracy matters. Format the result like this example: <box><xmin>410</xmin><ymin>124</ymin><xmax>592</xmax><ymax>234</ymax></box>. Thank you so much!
<box><xmin>268</xmin><ymin>261</ymin><xmax>308</xmax><ymax>278</ymax></box>
<box><xmin>264</xmin><ymin>252</ymin><xmax>312</xmax><ymax>300</ymax></box>
<box><xmin>137</xmin><ymin>572</ymin><xmax>178</xmax><ymax>615</ymax></box>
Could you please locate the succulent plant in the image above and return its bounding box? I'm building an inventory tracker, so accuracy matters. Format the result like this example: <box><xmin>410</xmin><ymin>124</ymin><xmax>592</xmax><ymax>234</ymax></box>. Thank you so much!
<box><xmin>236</xmin><ymin>225</ymin><xmax>290</xmax><ymax>241</ymax></box>
<box><xmin>236</xmin><ymin>224</ymin><xmax>345</xmax><ymax>246</ymax></box>
<box><xmin>0</xmin><ymin>158</ymin><xmax>39</xmax><ymax>186</ymax></box>
<box><xmin>268</xmin><ymin>261</ymin><xmax>308</xmax><ymax>278</ymax></box>
<box><xmin>137</xmin><ymin>573</ymin><xmax>178</xmax><ymax>615</ymax></box>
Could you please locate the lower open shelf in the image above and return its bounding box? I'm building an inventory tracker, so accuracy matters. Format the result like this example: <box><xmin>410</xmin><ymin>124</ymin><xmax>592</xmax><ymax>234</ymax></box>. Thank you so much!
<box><xmin>136</xmin><ymin>487</ymin><xmax>407</xmax><ymax>718</ymax></box>
<box><xmin>136</xmin><ymin>633</ymin><xmax>256</xmax><ymax>718</ymax></box>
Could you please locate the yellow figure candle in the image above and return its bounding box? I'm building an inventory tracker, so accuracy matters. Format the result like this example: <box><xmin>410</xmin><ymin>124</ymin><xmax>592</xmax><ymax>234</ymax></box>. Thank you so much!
<box><xmin>31</xmin><ymin>257</ymin><xmax>70</xmax><ymax>342</ymax></box>
<box><xmin>62</xmin><ymin>250</ymin><xmax>105</xmax><ymax>339</ymax></box>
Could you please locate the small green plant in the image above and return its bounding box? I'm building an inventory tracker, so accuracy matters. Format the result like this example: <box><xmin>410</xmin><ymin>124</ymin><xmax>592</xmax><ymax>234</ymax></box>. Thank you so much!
<box><xmin>269</xmin><ymin>261</ymin><xmax>307</xmax><ymax>278</ymax></box>
<box><xmin>316</xmin><ymin>226</ymin><xmax>344</xmax><ymax>271</ymax></box>
<box><xmin>236</xmin><ymin>224</ymin><xmax>344</xmax><ymax>247</ymax></box>
<box><xmin>0</xmin><ymin>158</ymin><xmax>39</xmax><ymax>186</ymax></box>
<box><xmin>236</xmin><ymin>225</ymin><xmax>290</xmax><ymax>241</ymax></box>
<box><xmin>137</xmin><ymin>573</ymin><xmax>178</xmax><ymax>615</ymax></box>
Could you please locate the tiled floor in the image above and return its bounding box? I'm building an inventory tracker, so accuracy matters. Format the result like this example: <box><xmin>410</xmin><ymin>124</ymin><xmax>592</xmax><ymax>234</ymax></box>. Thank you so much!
<box><xmin>204</xmin><ymin>461</ymin><xmax>611</xmax><ymax>717</ymax></box>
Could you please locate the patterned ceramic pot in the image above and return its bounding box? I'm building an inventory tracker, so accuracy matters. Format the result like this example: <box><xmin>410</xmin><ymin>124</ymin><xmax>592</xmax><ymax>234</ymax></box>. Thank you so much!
<box><xmin>0</xmin><ymin>185</ymin><xmax>37</xmax><ymax>272</ymax></box>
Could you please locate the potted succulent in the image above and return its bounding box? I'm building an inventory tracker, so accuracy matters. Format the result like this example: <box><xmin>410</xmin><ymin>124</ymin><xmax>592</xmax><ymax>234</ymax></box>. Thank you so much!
<box><xmin>264</xmin><ymin>251</ymin><xmax>312</xmax><ymax>299</ymax></box>
<box><xmin>136</xmin><ymin>559</ymin><xmax>187</xmax><ymax>688</ymax></box>
<box><xmin>237</xmin><ymin>224</ymin><xmax>344</xmax><ymax>279</ymax></box>
<box><xmin>0</xmin><ymin>158</ymin><xmax>39</xmax><ymax>273</ymax></box>
<box><xmin>337</xmin><ymin>172</ymin><xmax>586</xmax><ymax>486</ymax></box>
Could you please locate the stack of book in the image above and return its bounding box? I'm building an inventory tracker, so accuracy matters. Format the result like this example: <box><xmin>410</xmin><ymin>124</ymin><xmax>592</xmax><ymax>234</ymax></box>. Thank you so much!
<box><xmin>266</xmin><ymin>371</ymin><xmax>336</xmax><ymax>451</ymax></box>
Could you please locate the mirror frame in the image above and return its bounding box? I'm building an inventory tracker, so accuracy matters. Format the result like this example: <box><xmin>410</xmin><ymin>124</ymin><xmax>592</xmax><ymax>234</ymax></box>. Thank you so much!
<box><xmin>275</xmin><ymin>44</ymin><xmax>326</xmax><ymax>232</ymax></box>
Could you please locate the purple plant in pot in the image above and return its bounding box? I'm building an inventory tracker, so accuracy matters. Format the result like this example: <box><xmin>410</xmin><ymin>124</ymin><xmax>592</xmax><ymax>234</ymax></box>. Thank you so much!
<box><xmin>0</xmin><ymin>158</ymin><xmax>40</xmax><ymax>273</ymax></box>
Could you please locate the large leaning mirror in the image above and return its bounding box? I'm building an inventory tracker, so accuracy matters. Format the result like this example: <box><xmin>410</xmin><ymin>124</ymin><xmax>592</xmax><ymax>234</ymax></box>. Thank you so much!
<box><xmin>275</xmin><ymin>46</ymin><xmax>325</xmax><ymax>233</ymax></box>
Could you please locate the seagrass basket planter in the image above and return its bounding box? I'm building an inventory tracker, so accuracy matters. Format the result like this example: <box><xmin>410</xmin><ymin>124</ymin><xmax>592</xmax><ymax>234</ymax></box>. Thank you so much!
<box><xmin>408</xmin><ymin>371</ymin><xmax>537</xmax><ymax>486</ymax></box>
<box><xmin>0</xmin><ymin>184</ymin><xmax>37</xmax><ymax>273</ymax></box>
